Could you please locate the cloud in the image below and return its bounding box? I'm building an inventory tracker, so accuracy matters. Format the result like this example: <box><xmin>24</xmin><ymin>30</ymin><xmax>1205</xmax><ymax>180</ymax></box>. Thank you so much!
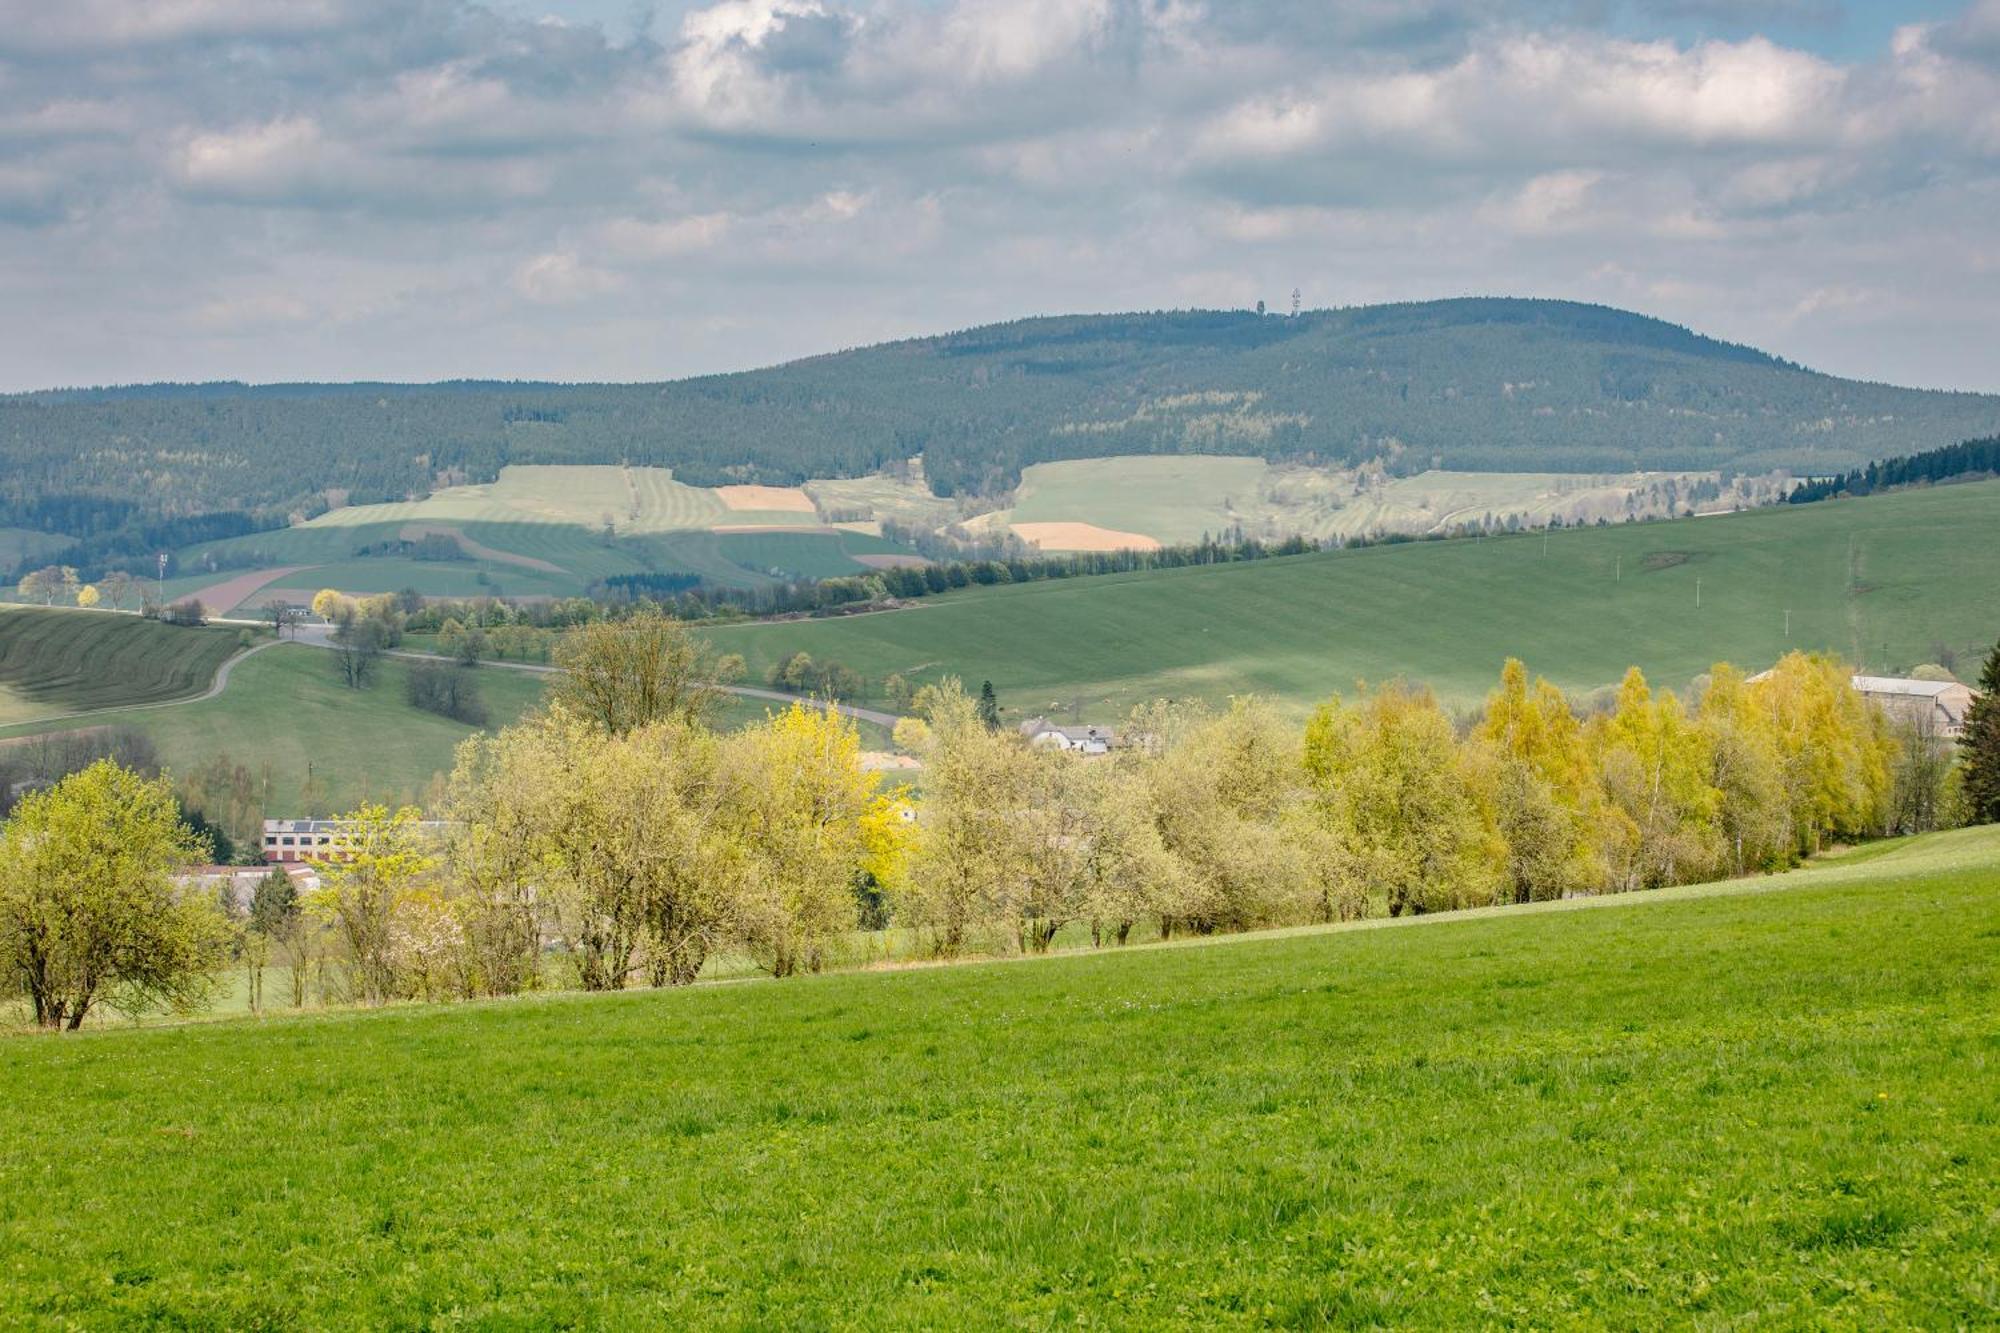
<box><xmin>0</xmin><ymin>0</ymin><xmax>1994</xmax><ymax>395</ymax></box>
<box><xmin>512</xmin><ymin>249</ymin><xmax>623</xmax><ymax>302</ymax></box>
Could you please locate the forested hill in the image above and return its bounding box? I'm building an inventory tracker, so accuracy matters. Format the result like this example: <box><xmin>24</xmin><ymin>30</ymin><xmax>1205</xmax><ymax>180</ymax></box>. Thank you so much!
<box><xmin>6</xmin><ymin>298</ymin><xmax>1997</xmax><ymax>524</ymax></box>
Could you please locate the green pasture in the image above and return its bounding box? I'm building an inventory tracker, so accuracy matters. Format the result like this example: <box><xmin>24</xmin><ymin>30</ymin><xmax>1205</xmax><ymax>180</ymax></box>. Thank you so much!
<box><xmin>709</xmin><ymin>480</ymin><xmax>2000</xmax><ymax>717</ymax></box>
<box><xmin>0</xmin><ymin>527</ymin><xmax>67</xmax><ymax>569</ymax></box>
<box><xmin>0</xmin><ymin>607</ymin><xmax>245</xmax><ymax>726</ymax></box>
<box><xmin>0</xmin><ymin>644</ymin><xmax>550</xmax><ymax>812</ymax></box>
<box><xmin>717</xmin><ymin>528</ymin><xmax>910</xmax><ymax>581</ymax></box>
<box><xmin>1007</xmin><ymin>454</ymin><xmax>1272</xmax><ymax>543</ymax></box>
<box><xmin>2</xmin><ymin>825</ymin><xmax>1995</xmax><ymax>1325</ymax></box>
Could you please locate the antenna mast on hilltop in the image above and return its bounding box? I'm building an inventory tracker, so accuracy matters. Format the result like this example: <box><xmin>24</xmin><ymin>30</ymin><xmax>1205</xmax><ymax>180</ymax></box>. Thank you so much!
<box><xmin>1290</xmin><ymin>288</ymin><xmax>1301</xmax><ymax>317</ymax></box>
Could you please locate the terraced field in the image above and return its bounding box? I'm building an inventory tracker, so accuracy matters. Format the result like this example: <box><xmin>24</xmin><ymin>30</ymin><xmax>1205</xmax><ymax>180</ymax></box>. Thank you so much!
<box><xmin>0</xmin><ymin>607</ymin><xmax>245</xmax><ymax>725</ymax></box>
<box><xmin>709</xmin><ymin>479</ymin><xmax>2000</xmax><ymax>716</ymax></box>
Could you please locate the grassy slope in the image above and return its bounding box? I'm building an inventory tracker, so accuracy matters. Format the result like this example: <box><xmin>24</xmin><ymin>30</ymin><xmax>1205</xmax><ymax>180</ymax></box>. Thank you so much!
<box><xmin>2</xmin><ymin>826</ymin><xmax>1995</xmax><ymax>1326</ymax></box>
<box><xmin>0</xmin><ymin>642</ymin><xmax>840</xmax><ymax>813</ymax></box>
<box><xmin>0</xmin><ymin>607</ymin><xmax>244</xmax><ymax>725</ymax></box>
<box><xmin>0</xmin><ymin>645</ymin><xmax>551</xmax><ymax>811</ymax></box>
<box><xmin>708</xmin><ymin>480</ymin><xmax>2000</xmax><ymax>714</ymax></box>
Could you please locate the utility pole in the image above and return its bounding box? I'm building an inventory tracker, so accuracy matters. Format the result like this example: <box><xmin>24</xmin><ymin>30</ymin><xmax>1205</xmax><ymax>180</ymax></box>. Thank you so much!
<box><xmin>1615</xmin><ymin>555</ymin><xmax>1621</xmax><ymax>583</ymax></box>
<box><xmin>1695</xmin><ymin>577</ymin><xmax>1701</xmax><ymax>609</ymax></box>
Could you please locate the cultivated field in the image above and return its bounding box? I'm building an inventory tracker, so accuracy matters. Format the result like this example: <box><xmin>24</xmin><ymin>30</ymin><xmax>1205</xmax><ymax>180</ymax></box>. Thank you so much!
<box><xmin>167</xmin><ymin>465</ymin><xmax>927</xmax><ymax>605</ymax></box>
<box><xmin>992</xmin><ymin>454</ymin><xmax>1740</xmax><ymax>549</ymax></box>
<box><xmin>2</xmin><ymin>825</ymin><xmax>1994</xmax><ymax>1324</ymax></box>
<box><xmin>0</xmin><ymin>607</ymin><xmax>244</xmax><ymax>726</ymax></box>
<box><xmin>709</xmin><ymin>479</ymin><xmax>2000</xmax><ymax>716</ymax></box>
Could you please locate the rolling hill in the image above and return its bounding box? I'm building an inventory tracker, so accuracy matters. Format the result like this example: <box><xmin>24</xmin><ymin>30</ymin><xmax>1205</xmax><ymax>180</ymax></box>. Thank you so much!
<box><xmin>7</xmin><ymin>300</ymin><xmax>1997</xmax><ymax>540</ymax></box>
<box><xmin>0</xmin><ymin>607</ymin><xmax>245</xmax><ymax>725</ymax></box>
<box><xmin>3</xmin><ymin>825</ymin><xmax>1995</xmax><ymax>1324</ymax></box>
<box><xmin>706</xmin><ymin>478</ymin><xmax>2000</xmax><ymax>715</ymax></box>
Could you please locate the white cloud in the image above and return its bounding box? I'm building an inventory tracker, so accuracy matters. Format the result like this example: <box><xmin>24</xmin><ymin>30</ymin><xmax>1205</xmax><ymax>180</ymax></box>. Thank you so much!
<box><xmin>512</xmin><ymin>249</ymin><xmax>622</xmax><ymax>302</ymax></box>
<box><xmin>0</xmin><ymin>0</ymin><xmax>1996</xmax><ymax>393</ymax></box>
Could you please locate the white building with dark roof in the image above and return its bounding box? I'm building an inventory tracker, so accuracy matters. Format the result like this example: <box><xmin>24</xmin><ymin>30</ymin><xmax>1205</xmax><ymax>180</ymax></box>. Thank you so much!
<box><xmin>1849</xmin><ymin>676</ymin><xmax>1977</xmax><ymax>739</ymax></box>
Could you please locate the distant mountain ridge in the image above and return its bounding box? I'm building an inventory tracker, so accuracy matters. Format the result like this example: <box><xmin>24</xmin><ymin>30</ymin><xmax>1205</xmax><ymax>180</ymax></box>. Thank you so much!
<box><xmin>3</xmin><ymin>299</ymin><xmax>1996</xmax><ymax>527</ymax></box>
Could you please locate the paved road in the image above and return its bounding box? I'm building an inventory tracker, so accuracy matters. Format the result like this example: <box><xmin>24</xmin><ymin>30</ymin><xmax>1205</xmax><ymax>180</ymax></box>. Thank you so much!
<box><xmin>285</xmin><ymin>622</ymin><xmax>902</xmax><ymax>729</ymax></box>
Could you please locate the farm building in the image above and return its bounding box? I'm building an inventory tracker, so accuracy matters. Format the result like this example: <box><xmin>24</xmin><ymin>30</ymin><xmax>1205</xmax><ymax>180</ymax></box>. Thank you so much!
<box><xmin>1020</xmin><ymin>718</ymin><xmax>1118</xmax><ymax>755</ymax></box>
<box><xmin>1850</xmin><ymin>676</ymin><xmax>1977</xmax><ymax>739</ymax></box>
<box><xmin>261</xmin><ymin>817</ymin><xmax>450</xmax><ymax>863</ymax></box>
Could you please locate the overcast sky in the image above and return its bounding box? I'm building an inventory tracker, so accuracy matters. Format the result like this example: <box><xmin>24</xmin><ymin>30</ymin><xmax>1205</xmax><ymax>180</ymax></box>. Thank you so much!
<box><xmin>1</xmin><ymin>0</ymin><xmax>1996</xmax><ymax>393</ymax></box>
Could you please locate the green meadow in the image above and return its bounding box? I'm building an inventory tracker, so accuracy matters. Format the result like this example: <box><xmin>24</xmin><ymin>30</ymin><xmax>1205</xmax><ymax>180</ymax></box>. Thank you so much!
<box><xmin>0</xmin><ymin>644</ymin><xmax>553</xmax><ymax>812</ymax></box>
<box><xmin>1</xmin><ymin>826</ymin><xmax>1995</xmax><ymax>1326</ymax></box>
<box><xmin>0</xmin><ymin>634</ymin><xmax>854</xmax><ymax>814</ymax></box>
<box><xmin>710</xmin><ymin>479</ymin><xmax>2000</xmax><ymax>716</ymax></box>
<box><xmin>0</xmin><ymin>607</ymin><xmax>245</xmax><ymax>725</ymax></box>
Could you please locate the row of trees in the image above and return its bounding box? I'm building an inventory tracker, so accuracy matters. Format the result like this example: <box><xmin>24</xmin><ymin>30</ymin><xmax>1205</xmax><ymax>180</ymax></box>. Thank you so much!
<box><xmin>7</xmin><ymin>612</ymin><xmax>1996</xmax><ymax>1028</ymax></box>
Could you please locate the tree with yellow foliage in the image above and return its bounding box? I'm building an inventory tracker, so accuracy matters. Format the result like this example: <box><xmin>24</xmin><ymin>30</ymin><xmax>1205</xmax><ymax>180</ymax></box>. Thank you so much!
<box><xmin>1477</xmin><ymin>659</ymin><xmax>1609</xmax><ymax>901</ymax></box>
<box><xmin>1696</xmin><ymin>663</ymin><xmax>1792</xmax><ymax>874</ymax></box>
<box><xmin>895</xmin><ymin>679</ymin><xmax>1037</xmax><ymax>955</ymax></box>
<box><xmin>75</xmin><ymin>584</ymin><xmax>100</xmax><ymax>609</ymax></box>
<box><xmin>1746</xmin><ymin>652</ymin><xmax>1895</xmax><ymax>856</ymax></box>
<box><xmin>304</xmin><ymin>804</ymin><xmax>437</xmax><ymax>1004</ymax></box>
<box><xmin>1305</xmin><ymin>683</ymin><xmax>1507</xmax><ymax>916</ymax></box>
<box><xmin>1589</xmin><ymin>669</ymin><xmax>1723</xmax><ymax>891</ymax></box>
<box><xmin>722</xmin><ymin>703</ymin><xmax>879</xmax><ymax>977</ymax></box>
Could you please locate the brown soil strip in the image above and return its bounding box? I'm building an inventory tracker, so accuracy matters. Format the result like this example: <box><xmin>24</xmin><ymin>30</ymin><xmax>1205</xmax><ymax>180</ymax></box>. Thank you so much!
<box><xmin>714</xmin><ymin>485</ymin><xmax>817</xmax><ymax>513</ymax></box>
<box><xmin>1011</xmin><ymin>521</ymin><xmax>1164</xmax><ymax>552</ymax></box>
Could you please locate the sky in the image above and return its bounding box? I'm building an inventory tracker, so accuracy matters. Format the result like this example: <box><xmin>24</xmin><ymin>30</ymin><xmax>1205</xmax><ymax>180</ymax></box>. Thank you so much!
<box><xmin>0</xmin><ymin>0</ymin><xmax>1996</xmax><ymax>393</ymax></box>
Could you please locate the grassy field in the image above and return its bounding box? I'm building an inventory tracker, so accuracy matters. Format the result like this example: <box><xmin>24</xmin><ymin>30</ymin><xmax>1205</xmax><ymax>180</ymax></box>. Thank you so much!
<box><xmin>0</xmin><ymin>634</ymin><xmax>861</xmax><ymax>813</ymax></box>
<box><xmin>162</xmin><ymin>465</ymin><xmax>924</xmax><ymax>604</ymax></box>
<box><xmin>0</xmin><ymin>644</ymin><xmax>552</xmax><ymax>811</ymax></box>
<box><xmin>994</xmin><ymin>455</ymin><xmax>1726</xmax><ymax>548</ymax></box>
<box><xmin>1</xmin><ymin>826</ymin><xmax>1994</xmax><ymax>1325</ymax></box>
<box><xmin>710</xmin><ymin>479</ymin><xmax>2000</xmax><ymax>716</ymax></box>
<box><xmin>0</xmin><ymin>607</ymin><xmax>246</xmax><ymax>726</ymax></box>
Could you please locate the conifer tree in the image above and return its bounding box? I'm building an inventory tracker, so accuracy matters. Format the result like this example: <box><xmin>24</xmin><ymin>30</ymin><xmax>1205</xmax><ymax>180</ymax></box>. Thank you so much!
<box><xmin>1962</xmin><ymin>638</ymin><xmax>2000</xmax><ymax>823</ymax></box>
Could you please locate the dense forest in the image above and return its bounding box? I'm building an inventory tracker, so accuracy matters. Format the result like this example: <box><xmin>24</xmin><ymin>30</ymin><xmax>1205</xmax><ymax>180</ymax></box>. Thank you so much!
<box><xmin>1786</xmin><ymin>435</ymin><xmax>2000</xmax><ymax>503</ymax></box>
<box><xmin>5</xmin><ymin>299</ymin><xmax>1997</xmax><ymax>534</ymax></box>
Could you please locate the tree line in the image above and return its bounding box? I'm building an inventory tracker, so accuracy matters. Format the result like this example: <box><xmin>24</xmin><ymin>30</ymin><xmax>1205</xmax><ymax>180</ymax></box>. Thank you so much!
<box><xmin>1786</xmin><ymin>435</ymin><xmax>2000</xmax><ymax>505</ymax></box>
<box><xmin>6</xmin><ymin>613</ymin><xmax>1998</xmax><ymax>1028</ymax></box>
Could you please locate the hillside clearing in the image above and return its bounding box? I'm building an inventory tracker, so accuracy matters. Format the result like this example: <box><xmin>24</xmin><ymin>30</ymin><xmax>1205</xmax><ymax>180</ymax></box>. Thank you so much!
<box><xmin>1</xmin><ymin>826</ymin><xmax>1994</xmax><ymax>1325</ymax></box>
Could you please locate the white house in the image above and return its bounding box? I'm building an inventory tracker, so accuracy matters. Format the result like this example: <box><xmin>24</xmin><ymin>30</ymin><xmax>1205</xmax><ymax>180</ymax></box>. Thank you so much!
<box><xmin>1850</xmin><ymin>676</ymin><xmax>1977</xmax><ymax>739</ymax></box>
<box><xmin>1019</xmin><ymin>718</ymin><xmax>1117</xmax><ymax>755</ymax></box>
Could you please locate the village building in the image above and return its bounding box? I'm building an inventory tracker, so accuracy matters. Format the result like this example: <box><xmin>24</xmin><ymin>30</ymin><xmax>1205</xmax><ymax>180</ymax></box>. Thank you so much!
<box><xmin>1019</xmin><ymin>718</ymin><xmax>1118</xmax><ymax>755</ymax></box>
<box><xmin>260</xmin><ymin>817</ymin><xmax>451</xmax><ymax>864</ymax></box>
<box><xmin>1849</xmin><ymin>675</ymin><xmax>1977</xmax><ymax>739</ymax></box>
